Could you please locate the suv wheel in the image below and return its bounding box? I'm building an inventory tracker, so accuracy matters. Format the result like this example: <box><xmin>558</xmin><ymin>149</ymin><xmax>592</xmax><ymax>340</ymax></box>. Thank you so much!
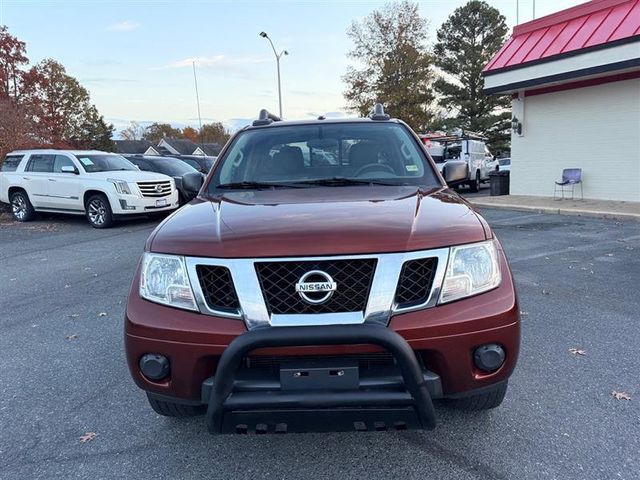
<box><xmin>85</xmin><ymin>194</ymin><xmax>114</xmax><ymax>229</ymax></box>
<box><xmin>446</xmin><ymin>382</ymin><xmax>508</xmax><ymax>411</ymax></box>
<box><xmin>10</xmin><ymin>190</ymin><xmax>36</xmax><ymax>222</ymax></box>
<box><xmin>146</xmin><ymin>394</ymin><xmax>206</xmax><ymax>417</ymax></box>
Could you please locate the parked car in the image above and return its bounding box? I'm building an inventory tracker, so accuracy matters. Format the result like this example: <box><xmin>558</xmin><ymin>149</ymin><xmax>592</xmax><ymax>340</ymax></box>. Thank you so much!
<box><xmin>421</xmin><ymin>131</ymin><xmax>498</xmax><ymax>192</ymax></box>
<box><xmin>124</xmin><ymin>155</ymin><xmax>205</xmax><ymax>205</ymax></box>
<box><xmin>498</xmin><ymin>157</ymin><xmax>511</xmax><ymax>172</ymax></box>
<box><xmin>176</xmin><ymin>155</ymin><xmax>217</xmax><ymax>174</ymax></box>
<box><xmin>125</xmin><ymin>105</ymin><xmax>520</xmax><ymax>434</ymax></box>
<box><xmin>0</xmin><ymin>150</ymin><xmax>179</xmax><ymax>228</ymax></box>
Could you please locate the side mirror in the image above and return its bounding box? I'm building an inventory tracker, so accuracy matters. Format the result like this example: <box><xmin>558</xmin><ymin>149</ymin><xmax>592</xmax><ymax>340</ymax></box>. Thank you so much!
<box><xmin>61</xmin><ymin>165</ymin><xmax>78</xmax><ymax>174</ymax></box>
<box><xmin>443</xmin><ymin>160</ymin><xmax>468</xmax><ymax>185</ymax></box>
<box><xmin>183</xmin><ymin>171</ymin><xmax>204</xmax><ymax>195</ymax></box>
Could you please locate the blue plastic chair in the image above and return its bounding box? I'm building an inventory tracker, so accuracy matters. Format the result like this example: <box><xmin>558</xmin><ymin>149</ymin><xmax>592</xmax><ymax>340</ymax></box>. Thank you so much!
<box><xmin>554</xmin><ymin>168</ymin><xmax>583</xmax><ymax>200</ymax></box>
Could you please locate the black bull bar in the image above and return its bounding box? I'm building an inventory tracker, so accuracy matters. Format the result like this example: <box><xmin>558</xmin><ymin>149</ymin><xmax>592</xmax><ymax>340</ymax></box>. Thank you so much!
<box><xmin>205</xmin><ymin>324</ymin><xmax>437</xmax><ymax>434</ymax></box>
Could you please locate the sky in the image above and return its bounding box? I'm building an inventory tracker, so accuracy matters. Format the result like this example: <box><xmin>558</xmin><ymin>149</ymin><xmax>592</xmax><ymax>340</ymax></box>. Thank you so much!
<box><xmin>1</xmin><ymin>0</ymin><xmax>585</xmax><ymax>135</ymax></box>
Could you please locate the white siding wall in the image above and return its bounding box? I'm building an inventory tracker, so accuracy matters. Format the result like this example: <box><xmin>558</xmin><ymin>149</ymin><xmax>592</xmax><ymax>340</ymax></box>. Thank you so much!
<box><xmin>510</xmin><ymin>78</ymin><xmax>640</xmax><ymax>201</ymax></box>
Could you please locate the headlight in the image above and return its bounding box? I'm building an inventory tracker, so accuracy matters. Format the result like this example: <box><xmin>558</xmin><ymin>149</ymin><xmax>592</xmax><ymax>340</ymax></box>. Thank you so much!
<box><xmin>139</xmin><ymin>253</ymin><xmax>197</xmax><ymax>311</ymax></box>
<box><xmin>108</xmin><ymin>179</ymin><xmax>132</xmax><ymax>195</ymax></box>
<box><xmin>440</xmin><ymin>240</ymin><xmax>501</xmax><ymax>303</ymax></box>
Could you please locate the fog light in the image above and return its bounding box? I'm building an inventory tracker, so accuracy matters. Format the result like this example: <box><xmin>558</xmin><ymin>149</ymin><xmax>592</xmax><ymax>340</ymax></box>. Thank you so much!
<box><xmin>139</xmin><ymin>353</ymin><xmax>170</xmax><ymax>380</ymax></box>
<box><xmin>474</xmin><ymin>344</ymin><xmax>505</xmax><ymax>372</ymax></box>
<box><xmin>119</xmin><ymin>199</ymin><xmax>136</xmax><ymax>210</ymax></box>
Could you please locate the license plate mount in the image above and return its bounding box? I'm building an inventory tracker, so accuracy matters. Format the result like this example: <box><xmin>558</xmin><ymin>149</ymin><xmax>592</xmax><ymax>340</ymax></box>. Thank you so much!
<box><xmin>280</xmin><ymin>359</ymin><xmax>359</xmax><ymax>390</ymax></box>
<box><xmin>155</xmin><ymin>198</ymin><xmax>167</xmax><ymax>207</ymax></box>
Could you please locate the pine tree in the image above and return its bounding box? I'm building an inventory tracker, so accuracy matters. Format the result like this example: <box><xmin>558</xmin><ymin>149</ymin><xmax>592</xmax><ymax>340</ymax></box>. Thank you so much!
<box><xmin>434</xmin><ymin>1</ymin><xmax>510</xmax><ymax>152</ymax></box>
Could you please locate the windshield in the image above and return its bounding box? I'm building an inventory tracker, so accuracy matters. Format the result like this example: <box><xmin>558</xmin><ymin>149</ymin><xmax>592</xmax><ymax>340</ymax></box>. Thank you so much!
<box><xmin>75</xmin><ymin>154</ymin><xmax>137</xmax><ymax>173</ymax></box>
<box><xmin>208</xmin><ymin>123</ymin><xmax>439</xmax><ymax>193</ymax></box>
<box><xmin>152</xmin><ymin>158</ymin><xmax>197</xmax><ymax>176</ymax></box>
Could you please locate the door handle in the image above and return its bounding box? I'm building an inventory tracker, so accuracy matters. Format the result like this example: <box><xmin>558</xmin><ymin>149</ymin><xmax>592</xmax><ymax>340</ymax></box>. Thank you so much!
<box><xmin>22</xmin><ymin>177</ymin><xmax>30</xmax><ymax>180</ymax></box>
<box><xmin>48</xmin><ymin>178</ymin><xmax>56</xmax><ymax>182</ymax></box>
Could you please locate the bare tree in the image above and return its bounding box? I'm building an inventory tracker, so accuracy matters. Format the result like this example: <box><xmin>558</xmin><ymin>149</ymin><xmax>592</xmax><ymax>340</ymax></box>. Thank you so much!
<box><xmin>120</xmin><ymin>121</ymin><xmax>145</xmax><ymax>140</ymax></box>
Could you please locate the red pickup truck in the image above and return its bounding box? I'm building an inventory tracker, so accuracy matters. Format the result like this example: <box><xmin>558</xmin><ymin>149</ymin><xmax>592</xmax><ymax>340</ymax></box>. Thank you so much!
<box><xmin>125</xmin><ymin>105</ymin><xmax>520</xmax><ymax>434</ymax></box>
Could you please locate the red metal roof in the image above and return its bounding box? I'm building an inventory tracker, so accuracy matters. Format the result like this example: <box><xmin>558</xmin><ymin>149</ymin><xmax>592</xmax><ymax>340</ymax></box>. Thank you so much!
<box><xmin>484</xmin><ymin>0</ymin><xmax>640</xmax><ymax>73</ymax></box>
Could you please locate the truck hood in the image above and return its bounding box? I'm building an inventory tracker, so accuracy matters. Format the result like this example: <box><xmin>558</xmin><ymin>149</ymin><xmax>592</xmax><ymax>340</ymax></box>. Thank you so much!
<box><xmin>149</xmin><ymin>186</ymin><xmax>488</xmax><ymax>258</ymax></box>
<box><xmin>84</xmin><ymin>170</ymin><xmax>172</xmax><ymax>183</ymax></box>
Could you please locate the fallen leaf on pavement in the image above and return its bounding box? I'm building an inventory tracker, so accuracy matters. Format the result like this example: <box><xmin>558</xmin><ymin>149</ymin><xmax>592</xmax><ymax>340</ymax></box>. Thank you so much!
<box><xmin>611</xmin><ymin>391</ymin><xmax>631</xmax><ymax>401</ymax></box>
<box><xmin>66</xmin><ymin>334</ymin><xmax>78</xmax><ymax>340</ymax></box>
<box><xmin>97</xmin><ymin>312</ymin><xmax>107</xmax><ymax>317</ymax></box>
<box><xmin>542</xmin><ymin>289</ymin><xmax>551</xmax><ymax>295</ymax></box>
<box><xmin>569</xmin><ymin>348</ymin><xmax>586</xmax><ymax>356</ymax></box>
<box><xmin>64</xmin><ymin>284</ymin><xmax>71</xmax><ymax>288</ymax></box>
<box><xmin>79</xmin><ymin>432</ymin><xmax>97</xmax><ymax>443</ymax></box>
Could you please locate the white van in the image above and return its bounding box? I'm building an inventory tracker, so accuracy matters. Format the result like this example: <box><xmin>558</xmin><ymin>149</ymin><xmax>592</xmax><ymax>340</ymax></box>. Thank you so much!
<box><xmin>421</xmin><ymin>131</ymin><xmax>498</xmax><ymax>192</ymax></box>
<box><xmin>0</xmin><ymin>150</ymin><xmax>179</xmax><ymax>228</ymax></box>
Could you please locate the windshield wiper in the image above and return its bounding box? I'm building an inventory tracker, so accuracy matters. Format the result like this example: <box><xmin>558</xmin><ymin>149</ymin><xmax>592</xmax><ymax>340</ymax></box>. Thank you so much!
<box><xmin>295</xmin><ymin>177</ymin><xmax>398</xmax><ymax>187</ymax></box>
<box><xmin>216</xmin><ymin>181</ymin><xmax>302</xmax><ymax>190</ymax></box>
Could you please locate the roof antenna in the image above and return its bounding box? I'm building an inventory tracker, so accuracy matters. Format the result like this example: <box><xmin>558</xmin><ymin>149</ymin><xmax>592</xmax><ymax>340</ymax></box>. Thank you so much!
<box><xmin>192</xmin><ymin>60</ymin><xmax>205</xmax><ymax>154</ymax></box>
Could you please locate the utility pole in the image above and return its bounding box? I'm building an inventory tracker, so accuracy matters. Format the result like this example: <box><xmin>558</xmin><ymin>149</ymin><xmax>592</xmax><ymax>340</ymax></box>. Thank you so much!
<box><xmin>192</xmin><ymin>60</ymin><xmax>204</xmax><ymax>147</ymax></box>
<box><xmin>533</xmin><ymin>0</ymin><xmax>536</xmax><ymax>19</ymax></box>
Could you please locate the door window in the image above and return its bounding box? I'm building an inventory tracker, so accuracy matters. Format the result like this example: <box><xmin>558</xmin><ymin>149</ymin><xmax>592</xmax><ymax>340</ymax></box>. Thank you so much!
<box><xmin>27</xmin><ymin>155</ymin><xmax>55</xmax><ymax>172</ymax></box>
<box><xmin>53</xmin><ymin>155</ymin><xmax>76</xmax><ymax>173</ymax></box>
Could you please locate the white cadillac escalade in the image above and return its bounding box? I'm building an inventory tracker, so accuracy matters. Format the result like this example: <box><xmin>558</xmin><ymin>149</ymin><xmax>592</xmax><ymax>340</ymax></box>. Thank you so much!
<box><xmin>0</xmin><ymin>150</ymin><xmax>179</xmax><ymax>228</ymax></box>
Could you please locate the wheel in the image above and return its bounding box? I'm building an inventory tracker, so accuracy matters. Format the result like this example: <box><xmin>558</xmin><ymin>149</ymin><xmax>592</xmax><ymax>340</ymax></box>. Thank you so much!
<box><xmin>85</xmin><ymin>194</ymin><xmax>114</xmax><ymax>228</ymax></box>
<box><xmin>469</xmin><ymin>171</ymin><xmax>481</xmax><ymax>192</ymax></box>
<box><xmin>446</xmin><ymin>382</ymin><xmax>508</xmax><ymax>411</ymax></box>
<box><xmin>10</xmin><ymin>190</ymin><xmax>36</xmax><ymax>222</ymax></box>
<box><xmin>146</xmin><ymin>394</ymin><xmax>206</xmax><ymax>417</ymax></box>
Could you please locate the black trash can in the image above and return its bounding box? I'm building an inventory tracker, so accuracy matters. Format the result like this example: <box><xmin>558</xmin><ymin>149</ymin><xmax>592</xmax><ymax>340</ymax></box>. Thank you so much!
<box><xmin>489</xmin><ymin>170</ymin><xmax>510</xmax><ymax>196</ymax></box>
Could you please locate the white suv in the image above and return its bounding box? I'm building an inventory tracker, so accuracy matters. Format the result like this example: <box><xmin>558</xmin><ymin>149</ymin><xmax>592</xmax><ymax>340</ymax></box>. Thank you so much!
<box><xmin>0</xmin><ymin>150</ymin><xmax>179</xmax><ymax>228</ymax></box>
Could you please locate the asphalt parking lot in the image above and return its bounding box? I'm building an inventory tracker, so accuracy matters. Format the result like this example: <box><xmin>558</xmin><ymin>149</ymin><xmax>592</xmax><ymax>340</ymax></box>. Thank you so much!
<box><xmin>1</xmin><ymin>208</ymin><xmax>638</xmax><ymax>480</ymax></box>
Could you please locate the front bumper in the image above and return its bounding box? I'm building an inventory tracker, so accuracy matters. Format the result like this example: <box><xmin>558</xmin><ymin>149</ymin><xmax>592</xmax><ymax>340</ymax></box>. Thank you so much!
<box><xmin>108</xmin><ymin>190</ymin><xmax>179</xmax><ymax>215</ymax></box>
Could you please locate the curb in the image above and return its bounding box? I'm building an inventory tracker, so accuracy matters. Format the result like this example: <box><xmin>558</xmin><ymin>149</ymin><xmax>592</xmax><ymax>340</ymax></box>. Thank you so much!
<box><xmin>471</xmin><ymin>201</ymin><xmax>640</xmax><ymax>222</ymax></box>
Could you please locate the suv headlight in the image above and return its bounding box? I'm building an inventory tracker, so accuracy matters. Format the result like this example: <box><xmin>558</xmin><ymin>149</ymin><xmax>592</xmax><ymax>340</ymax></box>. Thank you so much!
<box><xmin>139</xmin><ymin>253</ymin><xmax>197</xmax><ymax>311</ymax></box>
<box><xmin>440</xmin><ymin>240</ymin><xmax>501</xmax><ymax>303</ymax></box>
<box><xmin>108</xmin><ymin>179</ymin><xmax>132</xmax><ymax>195</ymax></box>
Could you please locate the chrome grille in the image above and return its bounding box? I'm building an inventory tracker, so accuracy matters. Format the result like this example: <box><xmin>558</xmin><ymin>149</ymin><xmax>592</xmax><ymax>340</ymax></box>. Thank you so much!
<box><xmin>137</xmin><ymin>180</ymin><xmax>172</xmax><ymax>197</ymax></box>
<box><xmin>255</xmin><ymin>259</ymin><xmax>377</xmax><ymax>315</ymax></box>
<box><xmin>196</xmin><ymin>265</ymin><xmax>240</xmax><ymax>313</ymax></box>
<box><xmin>394</xmin><ymin>258</ymin><xmax>438</xmax><ymax>308</ymax></box>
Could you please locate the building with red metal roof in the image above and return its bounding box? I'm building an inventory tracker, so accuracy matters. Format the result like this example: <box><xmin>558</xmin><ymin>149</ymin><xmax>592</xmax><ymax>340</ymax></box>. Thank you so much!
<box><xmin>483</xmin><ymin>0</ymin><xmax>639</xmax><ymax>201</ymax></box>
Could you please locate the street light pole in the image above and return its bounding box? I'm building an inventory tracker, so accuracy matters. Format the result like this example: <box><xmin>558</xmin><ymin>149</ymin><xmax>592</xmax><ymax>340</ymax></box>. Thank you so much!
<box><xmin>259</xmin><ymin>32</ymin><xmax>288</xmax><ymax>118</ymax></box>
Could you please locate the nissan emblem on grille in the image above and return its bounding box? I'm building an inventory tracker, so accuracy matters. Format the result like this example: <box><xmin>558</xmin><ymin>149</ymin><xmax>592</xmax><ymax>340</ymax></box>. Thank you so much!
<box><xmin>295</xmin><ymin>270</ymin><xmax>337</xmax><ymax>304</ymax></box>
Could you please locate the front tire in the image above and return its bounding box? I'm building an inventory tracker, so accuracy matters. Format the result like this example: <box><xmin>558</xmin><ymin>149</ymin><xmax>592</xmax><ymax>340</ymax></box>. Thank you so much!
<box><xmin>10</xmin><ymin>190</ymin><xmax>36</xmax><ymax>222</ymax></box>
<box><xmin>147</xmin><ymin>394</ymin><xmax>206</xmax><ymax>417</ymax></box>
<box><xmin>85</xmin><ymin>194</ymin><xmax>114</xmax><ymax>228</ymax></box>
<box><xmin>469</xmin><ymin>171</ymin><xmax>481</xmax><ymax>192</ymax></box>
<box><xmin>446</xmin><ymin>382</ymin><xmax>508</xmax><ymax>411</ymax></box>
